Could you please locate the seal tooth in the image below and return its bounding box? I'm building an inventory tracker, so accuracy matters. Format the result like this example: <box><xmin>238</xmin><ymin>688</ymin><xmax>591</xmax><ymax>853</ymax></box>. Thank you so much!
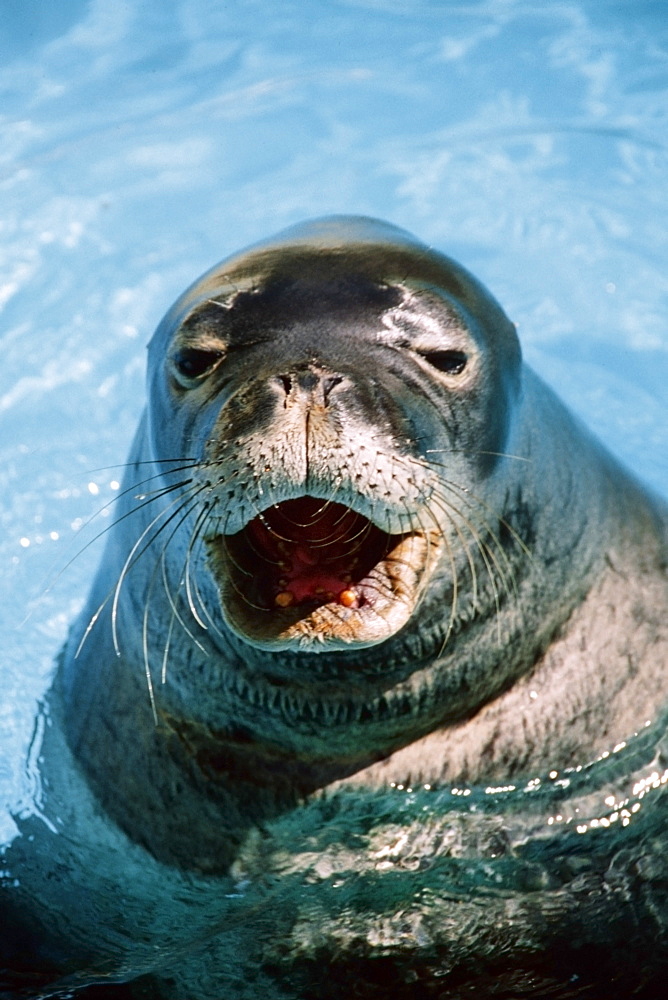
<box><xmin>275</xmin><ymin>591</ymin><xmax>295</xmax><ymax>608</ymax></box>
<box><xmin>339</xmin><ymin>588</ymin><xmax>359</xmax><ymax>608</ymax></box>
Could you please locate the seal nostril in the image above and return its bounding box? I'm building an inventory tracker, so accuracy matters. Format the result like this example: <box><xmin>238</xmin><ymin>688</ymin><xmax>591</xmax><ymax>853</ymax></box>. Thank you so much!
<box><xmin>277</xmin><ymin>374</ymin><xmax>293</xmax><ymax>395</ymax></box>
<box><xmin>323</xmin><ymin>374</ymin><xmax>344</xmax><ymax>401</ymax></box>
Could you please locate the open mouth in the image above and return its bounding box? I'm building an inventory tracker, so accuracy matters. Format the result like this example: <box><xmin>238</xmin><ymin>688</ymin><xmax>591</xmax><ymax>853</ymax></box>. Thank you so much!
<box><xmin>207</xmin><ymin>496</ymin><xmax>436</xmax><ymax>650</ymax></box>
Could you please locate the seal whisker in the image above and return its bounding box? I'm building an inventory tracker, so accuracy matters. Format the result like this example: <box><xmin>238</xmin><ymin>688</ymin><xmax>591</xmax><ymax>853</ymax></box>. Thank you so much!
<box><xmin>42</xmin><ymin>472</ymin><xmax>197</xmax><ymax>600</ymax></box>
<box><xmin>384</xmin><ymin>446</ymin><xmax>512</xmax><ymax>581</ymax></box>
<box><xmin>141</xmin><ymin>487</ymin><xmax>212</xmax><ymax>716</ymax></box>
<box><xmin>185</xmin><ymin>507</ymin><xmax>252</xmax><ymax>653</ymax></box>
<box><xmin>434</xmin><ymin>490</ymin><xmax>526</xmax><ymax>645</ymax></box>
<box><xmin>441</xmin><ymin>531</ymin><xmax>459</xmax><ymax>653</ymax></box>
<box><xmin>86</xmin><ymin>458</ymin><xmax>199</xmax><ymax>473</ymax></box>
<box><xmin>182</xmin><ymin>501</ymin><xmax>214</xmax><ymax>632</ymax></box>
<box><xmin>142</xmin><ymin>568</ymin><xmax>164</xmax><ymax>723</ymax></box>
<box><xmin>430</xmin><ymin>464</ymin><xmax>533</xmax><ymax>563</ymax></box>
<box><xmin>429</xmin><ymin>491</ymin><xmax>504</xmax><ymax>646</ymax></box>
<box><xmin>405</xmin><ymin>508</ymin><xmax>447</xmax><ymax>627</ymax></box>
<box><xmin>406</xmin><ymin>500</ymin><xmax>458</xmax><ymax>650</ymax></box>
<box><xmin>423</xmin><ymin>494</ymin><xmax>479</xmax><ymax>614</ymax></box>
<box><xmin>112</xmin><ymin>484</ymin><xmax>210</xmax><ymax>658</ymax></box>
<box><xmin>430</xmin><ymin>486</ymin><xmax>511</xmax><ymax>601</ymax></box>
<box><xmin>435</xmin><ymin>483</ymin><xmax>521</xmax><ymax>635</ymax></box>
<box><xmin>311</xmin><ymin>517</ymin><xmax>375</xmax><ymax>552</ymax></box>
<box><xmin>153</xmin><ymin>483</ymin><xmax>216</xmax><ymax>625</ymax></box>
<box><xmin>278</xmin><ymin>495</ymin><xmax>340</xmax><ymax>527</ymax></box>
<box><xmin>181</xmin><ymin>524</ymin><xmax>236</xmax><ymax>654</ymax></box>
<box><xmin>429</xmin><ymin>474</ymin><xmax>525</xmax><ymax>599</ymax></box>
<box><xmin>212</xmin><ymin>524</ymin><xmax>254</xmax><ymax>580</ymax></box>
<box><xmin>161</xmin><ymin>606</ymin><xmax>177</xmax><ymax>686</ymax></box>
<box><xmin>234</xmin><ymin>523</ymin><xmax>288</xmax><ymax>567</ymax></box>
<box><xmin>252</xmin><ymin>508</ymin><xmax>374</xmax><ymax>551</ymax></box>
<box><xmin>159</xmin><ymin>540</ymin><xmax>209</xmax><ymax>658</ymax></box>
<box><xmin>74</xmin><ymin>487</ymin><xmax>194</xmax><ymax>660</ymax></box>
<box><xmin>424</xmin><ymin>447</ymin><xmax>532</xmax><ymax>464</ymax></box>
<box><xmin>322</xmin><ymin>486</ymin><xmax>351</xmax><ymax>525</ymax></box>
<box><xmin>133</xmin><ymin>480</ymin><xmax>197</xmax><ymax>501</ymax></box>
<box><xmin>75</xmin><ymin>483</ymin><xmax>203</xmax><ymax>660</ymax></box>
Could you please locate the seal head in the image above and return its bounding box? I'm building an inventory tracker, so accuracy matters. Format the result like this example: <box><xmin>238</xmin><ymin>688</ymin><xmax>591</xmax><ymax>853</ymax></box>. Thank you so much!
<box><xmin>148</xmin><ymin>217</ymin><xmax>521</xmax><ymax>657</ymax></box>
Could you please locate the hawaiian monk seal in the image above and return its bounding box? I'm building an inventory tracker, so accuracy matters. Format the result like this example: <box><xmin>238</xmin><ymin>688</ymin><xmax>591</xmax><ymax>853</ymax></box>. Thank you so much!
<box><xmin>3</xmin><ymin>217</ymin><xmax>667</xmax><ymax>998</ymax></box>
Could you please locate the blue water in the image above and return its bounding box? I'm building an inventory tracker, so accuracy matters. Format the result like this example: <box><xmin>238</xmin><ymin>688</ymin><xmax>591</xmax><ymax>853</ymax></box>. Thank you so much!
<box><xmin>1</xmin><ymin>0</ymin><xmax>667</xmax><ymax>994</ymax></box>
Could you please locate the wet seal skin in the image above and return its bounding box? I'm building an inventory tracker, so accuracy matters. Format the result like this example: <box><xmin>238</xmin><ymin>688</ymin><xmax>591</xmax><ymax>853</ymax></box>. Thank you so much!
<box><xmin>2</xmin><ymin>217</ymin><xmax>667</xmax><ymax>999</ymax></box>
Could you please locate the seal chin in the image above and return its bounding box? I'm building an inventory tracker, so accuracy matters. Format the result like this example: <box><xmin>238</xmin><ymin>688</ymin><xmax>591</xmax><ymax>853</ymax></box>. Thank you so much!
<box><xmin>206</xmin><ymin>495</ymin><xmax>440</xmax><ymax>651</ymax></box>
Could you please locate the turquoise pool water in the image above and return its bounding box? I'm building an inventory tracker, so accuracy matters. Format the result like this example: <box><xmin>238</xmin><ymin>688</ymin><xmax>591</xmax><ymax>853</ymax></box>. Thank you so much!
<box><xmin>1</xmin><ymin>1</ymin><xmax>667</xmax><ymax>996</ymax></box>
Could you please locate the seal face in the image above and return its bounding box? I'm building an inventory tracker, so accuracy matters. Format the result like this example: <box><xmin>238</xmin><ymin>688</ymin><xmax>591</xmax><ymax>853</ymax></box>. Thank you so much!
<box><xmin>151</xmin><ymin>223</ymin><xmax>520</xmax><ymax>661</ymax></box>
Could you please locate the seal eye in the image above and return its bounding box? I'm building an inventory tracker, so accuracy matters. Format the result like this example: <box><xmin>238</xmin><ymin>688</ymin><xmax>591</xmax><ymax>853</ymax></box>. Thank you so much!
<box><xmin>421</xmin><ymin>350</ymin><xmax>467</xmax><ymax>376</ymax></box>
<box><xmin>172</xmin><ymin>347</ymin><xmax>223</xmax><ymax>384</ymax></box>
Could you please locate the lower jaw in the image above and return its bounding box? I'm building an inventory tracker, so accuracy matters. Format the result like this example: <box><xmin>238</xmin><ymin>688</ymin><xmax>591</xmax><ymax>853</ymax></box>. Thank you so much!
<box><xmin>218</xmin><ymin>593</ymin><xmax>416</xmax><ymax>652</ymax></box>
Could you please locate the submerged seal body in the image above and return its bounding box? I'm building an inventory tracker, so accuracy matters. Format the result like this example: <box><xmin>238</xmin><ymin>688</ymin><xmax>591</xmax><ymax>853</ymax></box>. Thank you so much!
<box><xmin>3</xmin><ymin>217</ymin><xmax>668</xmax><ymax>998</ymax></box>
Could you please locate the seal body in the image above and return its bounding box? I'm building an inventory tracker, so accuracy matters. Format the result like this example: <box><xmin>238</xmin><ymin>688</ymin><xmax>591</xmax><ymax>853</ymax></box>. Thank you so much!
<box><xmin>2</xmin><ymin>217</ymin><xmax>667</xmax><ymax>998</ymax></box>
